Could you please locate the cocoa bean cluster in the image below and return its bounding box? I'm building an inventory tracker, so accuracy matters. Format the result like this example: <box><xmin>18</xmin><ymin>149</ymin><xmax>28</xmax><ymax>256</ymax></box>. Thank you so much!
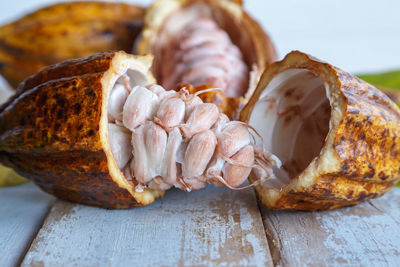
<box><xmin>108</xmin><ymin>76</ymin><xmax>277</xmax><ymax>192</ymax></box>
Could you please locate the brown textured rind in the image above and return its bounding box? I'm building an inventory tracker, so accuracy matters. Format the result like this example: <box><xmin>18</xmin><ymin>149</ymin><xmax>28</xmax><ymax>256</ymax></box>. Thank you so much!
<box><xmin>0</xmin><ymin>51</ymin><xmax>163</xmax><ymax>208</ymax></box>
<box><xmin>0</xmin><ymin>1</ymin><xmax>145</xmax><ymax>88</ymax></box>
<box><xmin>241</xmin><ymin>51</ymin><xmax>400</xmax><ymax>210</ymax></box>
<box><xmin>137</xmin><ymin>0</ymin><xmax>277</xmax><ymax>117</ymax></box>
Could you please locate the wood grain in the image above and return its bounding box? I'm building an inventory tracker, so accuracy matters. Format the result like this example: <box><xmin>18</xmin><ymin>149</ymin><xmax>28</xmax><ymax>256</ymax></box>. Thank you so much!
<box><xmin>21</xmin><ymin>186</ymin><xmax>273</xmax><ymax>266</ymax></box>
<box><xmin>0</xmin><ymin>183</ymin><xmax>54</xmax><ymax>267</ymax></box>
<box><xmin>261</xmin><ymin>188</ymin><xmax>400</xmax><ymax>266</ymax></box>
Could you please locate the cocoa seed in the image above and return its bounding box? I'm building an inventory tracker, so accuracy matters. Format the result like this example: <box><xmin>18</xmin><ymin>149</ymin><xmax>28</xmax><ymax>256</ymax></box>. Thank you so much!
<box><xmin>123</xmin><ymin>86</ymin><xmax>159</xmax><ymax>131</ymax></box>
<box><xmin>181</xmin><ymin>103</ymin><xmax>219</xmax><ymax>138</ymax></box>
<box><xmin>182</xmin><ymin>130</ymin><xmax>217</xmax><ymax>187</ymax></box>
<box><xmin>222</xmin><ymin>145</ymin><xmax>254</xmax><ymax>187</ymax></box>
<box><xmin>155</xmin><ymin>97</ymin><xmax>185</xmax><ymax>130</ymax></box>
<box><xmin>144</xmin><ymin>121</ymin><xmax>167</xmax><ymax>179</ymax></box>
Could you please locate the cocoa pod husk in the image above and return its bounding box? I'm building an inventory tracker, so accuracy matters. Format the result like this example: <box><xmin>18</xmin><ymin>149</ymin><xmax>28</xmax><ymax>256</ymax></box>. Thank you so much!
<box><xmin>0</xmin><ymin>51</ymin><xmax>163</xmax><ymax>208</ymax></box>
<box><xmin>241</xmin><ymin>51</ymin><xmax>400</xmax><ymax>210</ymax></box>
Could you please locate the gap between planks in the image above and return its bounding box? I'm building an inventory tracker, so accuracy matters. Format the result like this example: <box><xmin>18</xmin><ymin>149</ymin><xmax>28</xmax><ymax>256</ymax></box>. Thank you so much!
<box><xmin>21</xmin><ymin>185</ymin><xmax>273</xmax><ymax>267</ymax></box>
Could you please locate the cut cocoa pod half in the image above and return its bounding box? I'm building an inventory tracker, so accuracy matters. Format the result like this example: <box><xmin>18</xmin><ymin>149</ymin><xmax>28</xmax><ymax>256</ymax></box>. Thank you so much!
<box><xmin>241</xmin><ymin>51</ymin><xmax>400</xmax><ymax>210</ymax></box>
<box><xmin>0</xmin><ymin>51</ymin><xmax>164</xmax><ymax>208</ymax></box>
<box><xmin>137</xmin><ymin>0</ymin><xmax>277</xmax><ymax>118</ymax></box>
<box><xmin>0</xmin><ymin>1</ymin><xmax>145</xmax><ymax>89</ymax></box>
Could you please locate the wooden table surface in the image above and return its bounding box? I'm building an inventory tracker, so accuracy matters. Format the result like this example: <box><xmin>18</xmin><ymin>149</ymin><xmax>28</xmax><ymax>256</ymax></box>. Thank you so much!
<box><xmin>1</xmin><ymin>183</ymin><xmax>399</xmax><ymax>267</ymax></box>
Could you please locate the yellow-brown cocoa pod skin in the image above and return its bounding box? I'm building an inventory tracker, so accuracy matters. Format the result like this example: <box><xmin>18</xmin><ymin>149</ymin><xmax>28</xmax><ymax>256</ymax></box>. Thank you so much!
<box><xmin>0</xmin><ymin>51</ymin><xmax>163</xmax><ymax>208</ymax></box>
<box><xmin>0</xmin><ymin>1</ymin><xmax>144</xmax><ymax>89</ymax></box>
<box><xmin>137</xmin><ymin>0</ymin><xmax>277</xmax><ymax>117</ymax></box>
<box><xmin>241</xmin><ymin>51</ymin><xmax>400</xmax><ymax>210</ymax></box>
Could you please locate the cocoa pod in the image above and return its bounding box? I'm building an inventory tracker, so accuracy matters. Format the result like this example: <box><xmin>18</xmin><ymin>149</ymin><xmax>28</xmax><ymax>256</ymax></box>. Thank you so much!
<box><xmin>0</xmin><ymin>51</ymin><xmax>162</xmax><ymax>208</ymax></box>
<box><xmin>137</xmin><ymin>0</ymin><xmax>277</xmax><ymax>118</ymax></box>
<box><xmin>0</xmin><ymin>1</ymin><xmax>144</xmax><ymax>88</ymax></box>
<box><xmin>241</xmin><ymin>51</ymin><xmax>400</xmax><ymax>210</ymax></box>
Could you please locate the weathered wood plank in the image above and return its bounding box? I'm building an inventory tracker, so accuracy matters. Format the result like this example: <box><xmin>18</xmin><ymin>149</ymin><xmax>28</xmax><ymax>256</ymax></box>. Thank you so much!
<box><xmin>261</xmin><ymin>188</ymin><xmax>400</xmax><ymax>266</ymax></box>
<box><xmin>0</xmin><ymin>183</ymin><xmax>54</xmax><ymax>267</ymax></box>
<box><xmin>22</xmin><ymin>186</ymin><xmax>272</xmax><ymax>266</ymax></box>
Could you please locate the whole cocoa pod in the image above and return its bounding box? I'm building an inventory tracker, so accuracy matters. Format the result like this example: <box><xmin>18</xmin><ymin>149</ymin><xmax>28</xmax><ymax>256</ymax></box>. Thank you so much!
<box><xmin>0</xmin><ymin>1</ymin><xmax>144</xmax><ymax>88</ymax></box>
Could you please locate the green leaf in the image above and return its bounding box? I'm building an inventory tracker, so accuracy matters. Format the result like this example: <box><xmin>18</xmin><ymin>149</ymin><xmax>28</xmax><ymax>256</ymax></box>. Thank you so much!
<box><xmin>358</xmin><ymin>70</ymin><xmax>400</xmax><ymax>107</ymax></box>
<box><xmin>359</xmin><ymin>70</ymin><xmax>400</xmax><ymax>91</ymax></box>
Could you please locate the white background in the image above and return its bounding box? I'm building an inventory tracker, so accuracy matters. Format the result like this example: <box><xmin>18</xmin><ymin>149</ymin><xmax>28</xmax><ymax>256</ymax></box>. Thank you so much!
<box><xmin>0</xmin><ymin>0</ymin><xmax>399</xmax><ymax>74</ymax></box>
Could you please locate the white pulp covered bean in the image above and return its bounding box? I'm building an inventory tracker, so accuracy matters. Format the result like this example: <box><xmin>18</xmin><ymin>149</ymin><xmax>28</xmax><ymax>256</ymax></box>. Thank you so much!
<box><xmin>155</xmin><ymin>97</ymin><xmax>185</xmax><ymax>130</ymax></box>
<box><xmin>163</xmin><ymin>127</ymin><xmax>183</xmax><ymax>185</ymax></box>
<box><xmin>108</xmin><ymin>123</ymin><xmax>132</xmax><ymax>169</ymax></box>
<box><xmin>182</xmin><ymin>130</ymin><xmax>217</xmax><ymax>182</ymax></box>
<box><xmin>108</xmin><ymin>84</ymin><xmax>129</xmax><ymax>122</ymax></box>
<box><xmin>131</xmin><ymin>124</ymin><xmax>149</xmax><ymax>184</ymax></box>
<box><xmin>180</xmin><ymin>103</ymin><xmax>219</xmax><ymax>138</ymax></box>
<box><xmin>122</xmin><ymin>86</ymin><xmax>159</xmax><ymax>131</ymax></box>
<box><xmin>144</xmin><ymin>122</ymin><xmax>168</xmax><ymax>179</ymax></box>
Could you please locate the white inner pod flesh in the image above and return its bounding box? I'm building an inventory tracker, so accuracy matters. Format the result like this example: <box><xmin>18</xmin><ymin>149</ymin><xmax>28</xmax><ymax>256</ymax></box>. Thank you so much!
<box><xmin>107</xmin><ymin>69</ymin><xmax>283</xmax><ymax>192</ymax></box>
<box><xmin>248</xmin><ymin>69</ymin><xmax>331</xmax><ymax>189</ymax></box>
